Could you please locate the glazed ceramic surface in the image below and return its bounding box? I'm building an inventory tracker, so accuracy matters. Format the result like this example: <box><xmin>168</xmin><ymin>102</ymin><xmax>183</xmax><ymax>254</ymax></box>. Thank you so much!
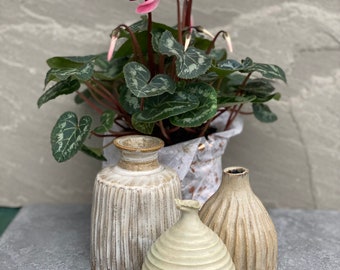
<box><xmin>199</xmin><ymin>167</ymin><xmax>277</xmax><ymax>270</ymax></box>
<box><xmin>91</xmin><ymin>135</ymin><xmax>181</xmax><ymax>270</ymax></box>
<box><xmin>142</xmin><ymin>199</ymin><xmax>235</xmax><ymax>270</ymax></box>
<box><xmin>103</xmin><ymin>112</ymin><xmax>243</xmax><ymax>203</ymax></box>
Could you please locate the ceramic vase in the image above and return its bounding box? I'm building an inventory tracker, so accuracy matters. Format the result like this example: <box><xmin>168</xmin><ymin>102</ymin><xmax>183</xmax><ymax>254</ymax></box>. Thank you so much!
<box><xmin>142</xmin><ymin>199</ymin><xmax>235</xmax><ymax>270</ymax></box>
<box><xmin>103</xmin><ymin>112</ymin><xmax>243</xmax><ymax>204</ymax></box>
<box><xmin>91</xmin><ymin>135</ymin><xmax>181</xmax><ymax>270</ymax></box>
<box><xmin>199</xmin><ymin>167</ymin><xmax>277</xmax><ymax>270</ymax></box>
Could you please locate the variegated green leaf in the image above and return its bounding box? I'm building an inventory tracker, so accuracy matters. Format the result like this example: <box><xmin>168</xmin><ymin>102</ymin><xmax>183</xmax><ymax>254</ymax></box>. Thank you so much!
<box><xmin>253</xmin><ymin>93</ymin><xmax>281</xmax><ymax>103</ymax></box>
<box><xmin>38</xmin><ymin>78</ymin><xmax>80</xmax><ymax>108</ymax></box>
<box><xmin>158</xmin><ymin>30</ymin><xmax>182</xmax><ymax>57</ymax></box>
<box><xmin>158</xmin><ymin>31</ymin><xmax>212</xmax><ymax>79</ymax></box>
<box><xmin>47</xmin><ymin>55</ymin><xmax>97</xmax><ymax>68</ymax></box>
<box><xmin>119</xmin><ymin>85</ymin><xmax>141</xmax><ymax>114</ymax></box>
<box><xmin>243</xmin><ymin>79</ymin><xmax>275</xmax><ymax>95</ymax></box>
<box><xmin>133</xmin><ymin>92</ymin><xmax>199</xmax><ymax>123</ymax></box>
<box><xmin>80</xmin><ymin>144</ymin><xmax>107</xmax><ymax>161</ymax></box>
<box><xmin>51</xmin><ymin>112</ymin><xmax>92</xmax><ymax>162</ymax></box>
<box><xmin>94</xmin><ymin>56</ymin><xmax>127</xmax><ymax>80</ymax></box>
<box><xmin>45</xmin><ymin>62</ymin><xmax>94</xmax><ymax>85</ymax></box>
<box><xmin>252</xmin><ymin>103</ymin><xmax>278</xmax><ymax>122</ymax></box>
<box><xmin>123</xmin><ymin>61</ymin><xmax>176</xmax><ymax>97</ymax></box>
<box><xmin>218</xmin><ymin>59</ymin><xmax>243</xmax><ymax>70</ymax></box>
<box><xmin>176</xmin><ymin>47</ymin><xmax>212</xmax><ymax>79</ymax></box>
<box><xmin>170</xmin><ymin>82</ymin><xmax>217</xmax><ymax>127</ymax></box>
<box><xmin>93</xmin><ymin>110</ymin><xmax>116</xmax><ymax>134</ymax></box>
<box><xmin>241</xmin><ymin>57</ymin><xmax>287</xmax><ymax>82</ymax></box>
<box><xmin>131</xmin><ymin>116</ymin><xmax>155</xmax><ymax>134</ymax></box>
<box><xmin>218</xmin><ymin>95</ymin><xmax>257</xmax><ymax>106</ymax></box>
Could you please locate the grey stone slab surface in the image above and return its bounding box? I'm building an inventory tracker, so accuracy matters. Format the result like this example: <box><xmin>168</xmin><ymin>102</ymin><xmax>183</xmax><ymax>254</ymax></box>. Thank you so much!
<box><xmin>0</xmin><ymin>205</ymin><xmax>91</xmax><ymax>270</ymax></box>
<box><xmin>1</xmin><ymin>205</ymin><xmax>340</xmax><ymax>270</ymax></box>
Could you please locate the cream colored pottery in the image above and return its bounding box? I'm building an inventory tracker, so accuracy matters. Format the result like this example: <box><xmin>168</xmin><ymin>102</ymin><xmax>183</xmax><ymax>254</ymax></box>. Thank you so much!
<box><xmin>199</xmin><ymin>167</ymin><xmax>278</xmax><ymax>270</ymax></box>
<box><xmin>91</xmin><ymin>135</ymin><xmax>181</xmax><ymax>270</ymax></box>
<box><xmin>142</xmin><ymin>199</ymin><xmax>235</xmax><ymax>270</ymax></box>
<box><xmin>103</xmin><ymin>112</ymin><xmax>243</xmax><ymax>204</ymax></box>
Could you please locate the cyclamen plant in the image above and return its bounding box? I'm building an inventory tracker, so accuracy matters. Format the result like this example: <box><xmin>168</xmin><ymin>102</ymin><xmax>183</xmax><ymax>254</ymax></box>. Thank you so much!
<box><xmin>38</xmin><ymin>0</ymin><xmax>286</xmax><ymax>162</ymax></box>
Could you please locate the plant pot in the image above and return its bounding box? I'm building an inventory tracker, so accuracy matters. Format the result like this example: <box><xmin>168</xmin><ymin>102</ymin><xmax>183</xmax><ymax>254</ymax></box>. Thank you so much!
<box><xmin>199</xmin><ymin>167</ymin><xmax>278</xmax><ymax>270</ymax></box>
<box><xmin>142</xmin><ymin>199</ymin><xmax>235</xmax><ymax>270</ymax></box>
<box><xmin>103</xmin><ymin>112</ymin><xmax>243</xmax><ymax>203</ymax></box>
<box><xmin>91</xmin><ymin>135</ymin><xmax>181</xmax><ymax>270</ymax></box>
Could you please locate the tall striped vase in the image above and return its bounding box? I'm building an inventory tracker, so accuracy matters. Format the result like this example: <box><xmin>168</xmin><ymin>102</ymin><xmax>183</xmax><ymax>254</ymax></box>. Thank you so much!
<box><xmin>91</xmin><ymin>135</ymin><xmax>181</xmax><ymax>270</ymax></box>
<box><xmin>199</xmin><ymin>167</ymin><xmax>277</xmax><ymax>270</ymax></box>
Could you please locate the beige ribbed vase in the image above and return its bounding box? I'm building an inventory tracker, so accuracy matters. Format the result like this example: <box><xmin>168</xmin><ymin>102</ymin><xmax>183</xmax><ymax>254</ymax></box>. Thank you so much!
<box><xmin>142</xmin><ymin>199</ymin><xmax>235</xmax><ymax>270</ymax></box>
<box><xmin>199</xmin><ymin>167</ymin><xmax>277</xmax><ymax>270</ymax></box>
<box><xmin>91</xmin><ymin>135</ymin><xmax>181</xmax><ymax>270</ymax></box>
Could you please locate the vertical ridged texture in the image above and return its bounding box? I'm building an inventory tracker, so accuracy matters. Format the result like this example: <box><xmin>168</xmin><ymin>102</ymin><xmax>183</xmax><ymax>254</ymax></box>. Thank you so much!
<box><xmin>91</xmin><ymin>135</ymin><xmax>181</xmax><ymax>270</ymax></box>
<box><xmin>142</xmin><ymin>199</ymin><xmax>235</xmax><ymax>270</ymax></box>
<box><xmin>199</xmin><ymin>167</ymin><xmax>277</xmax><ymax>270</ymax></box>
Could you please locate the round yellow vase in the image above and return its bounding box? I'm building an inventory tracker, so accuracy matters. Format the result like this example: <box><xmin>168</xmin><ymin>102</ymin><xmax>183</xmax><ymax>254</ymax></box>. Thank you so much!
<box><xmin>142</xmin><ymin>199</ymin><xmax>235</xmax><ymax>270</ymax></box>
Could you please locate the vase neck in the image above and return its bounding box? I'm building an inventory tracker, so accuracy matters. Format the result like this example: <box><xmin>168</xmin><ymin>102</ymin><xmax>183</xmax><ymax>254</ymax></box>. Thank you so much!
<box><xmin>118</xmin><ymin>150</ymin><xmax>160</xmax><ymax>171</ymax></box>
<box><xmin>175</xmin><ymin>199</ymin><xmax>202</xmax><ymax>224</ymax></box>
<box><xmin>221</xmin><ymin>167</ymin><xmax>252</xmax><ymax>193</ymax></box>
<box><xmin>113</xmin><ymin>135</ymin><xmax>164</xmax><ymax>171</ymax></box>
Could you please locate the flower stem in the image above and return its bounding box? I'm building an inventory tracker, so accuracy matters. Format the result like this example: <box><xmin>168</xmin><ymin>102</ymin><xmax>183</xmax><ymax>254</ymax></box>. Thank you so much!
<box><xmin>147</xmin><ymin>12</ymin><xmax>155</xmax><ymax>75</ymax></box>
<box><xmin>224</xmin><ymin>72</ymin><xmax>252</xmax><ymax>130</ymax></box>
<box><xmin>206</xmin><ymin>30</ymin><xmax>225</xmax><ymax>54</ymax></box>
<box><xmin>118</xmin><ymin>24</ymin><xmax>146</xmax><ymax>66</ymax></box>
<box><xmin>158</xmin><ymin>120</ymin><xmax>172</xmax><ymax>143</ymax></box>
<box><xmin>177</xmin><ymin>0</ymin><xmax>183</xmax><ymax>44</ymax></box>
<box><xmin>76</xmin><ymin>90</ymin><xmax>102</xmax><ymax>114</ymax></box>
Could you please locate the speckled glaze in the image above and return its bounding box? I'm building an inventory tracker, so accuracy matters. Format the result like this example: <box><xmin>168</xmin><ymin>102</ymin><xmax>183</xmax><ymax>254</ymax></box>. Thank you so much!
<box><xmin>91</xmin><ymin>135</ymin><xmax>181</xmax><ymax>270</ymax></box>
<box><xmin>142</xmin><ymin>199</ymin><xmax>235</xmax><ymax>270</ymax></box>
<box><xmin>199</xmin><ymin>167</ymin><xmax>277</xmax><ymax>270</ymax></box>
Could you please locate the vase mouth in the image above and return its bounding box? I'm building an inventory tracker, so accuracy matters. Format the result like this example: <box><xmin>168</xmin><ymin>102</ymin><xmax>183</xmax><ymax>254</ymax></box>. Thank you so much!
<box><xmin>175</xmin><ymin>199</ymin><xmax>201</xmax><ymax>211</ymax></box>
<box><xmin>224</xmin><ymin>166</ymin><xmax>248</xmax><ymax>175</ymax></box>
<box><xmin>114</xmin><ymin>135</ymin><xmax>164</xmax><ymax>152</ymax></box>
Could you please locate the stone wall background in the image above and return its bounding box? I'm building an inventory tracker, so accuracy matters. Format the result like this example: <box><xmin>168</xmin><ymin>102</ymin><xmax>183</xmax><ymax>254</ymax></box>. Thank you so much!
<box><xmin>1</xmin><ymin>0</ymin><xmax>339</xmax><ymax>209</ymax></box>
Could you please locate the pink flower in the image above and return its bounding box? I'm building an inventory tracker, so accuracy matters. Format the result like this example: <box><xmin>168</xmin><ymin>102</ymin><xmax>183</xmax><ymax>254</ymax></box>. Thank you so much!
<box><xmin>136</xmin><ymin>0</ymin><xmax>160</xmax><ymax>14</ymax></box>
<box><xmin>107</xmin><ymin>29</ymin><xmax>120</xmax><ymax>61</ymax></box>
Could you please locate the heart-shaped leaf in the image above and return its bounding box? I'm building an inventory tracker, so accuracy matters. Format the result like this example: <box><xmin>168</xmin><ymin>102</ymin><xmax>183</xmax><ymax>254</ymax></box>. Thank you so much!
<box><xmin>133</xmin><ymin>92</ymin><xmax>199</xmax><ymax>123</ymax></box>
<box><xmin>158</xmin><ymin>31</ymin><xmax>212</xmax><ymax>79</ymax></box>
<box><xmin>38</xmin><ymin>78</ymin><xmax>80</xmax><ymax>108</ymax></box>
<box><xmin>80</xmin><ymin>144</ymin><xmax>107</xmax><ymax>161</ymax></box>
<box><xmin>170</xmin><ymin>82</ymin><xmax>217</xmax><ymax>127</ymax></box>
<box><xmin>243</xmin><ymin>79</ymin><xmax>275</xmax><ymax>96</ymax></box>
<box><xmin>131</xmin><ymin>117</ymin><xmax>155</xmax><ymax>134</ymax></box>
<box><xmin>252</xmin><ymin>103</ymin><xmax>278</xmax><ymax>123</ymax></box>
<box><xmin>51</xmin><ymin>112</ymin><xmax>92</xmax><ymax>162</ymax></box>
<box><xmin>47</xmin><ymin>55</ymin><xmax>97</xmax><ymax>68</ymax></box>
<box><xmin>93</xmin><ymin>110</ymin><xmax>116</xmax><ymax>134</ymax></box>
<box><xmin>45</xmin><ymin>62</ymin><xmax>94</xmax><ymax>85</ymax></box>
<box><xmin>124</xmin><ymin>61</ymin><xmax>176</xmax><ymax>97</ymax></box>
<box><xmin>94</xmin><ymin>56</ymin><xmax>127</xmax><ymax>80</ymax></box>
<box><xmin>119</xmin><ymin>85</ymin><xmax>141</xmax><ymax>114</ymax></box>
<box><xmin>241</xmin><ymin>57</ymin><xmax>287</xmax><ymax>82</ymax></box>
<box><xmin>176</xmin><ymin>47</ymin><xmax>212</xmax><ymax>79</ymax></box>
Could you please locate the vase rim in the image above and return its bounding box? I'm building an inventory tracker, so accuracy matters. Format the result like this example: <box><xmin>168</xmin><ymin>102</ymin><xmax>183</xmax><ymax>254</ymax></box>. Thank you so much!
<box><xmin>175</xmin><ymin>199</ymin><xmax>201</xmax><ymax>211</ymax></box>
<box><xmin>223</xmin><ymin>166</ymin><xmax>249</xmax><ymax>175</ymax></box>
<box><xmin>114</xmin><ymin>135</ymin><xmax>164</xmax><ymax>152</ymax></box>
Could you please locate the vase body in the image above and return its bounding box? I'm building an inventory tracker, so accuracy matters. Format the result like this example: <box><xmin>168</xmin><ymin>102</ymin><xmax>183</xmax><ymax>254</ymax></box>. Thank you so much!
<box><xmin>103</xmin><ymin>112</ymin><xmax>243</xmax><ymax>203</ymax></box>
<box><xmin>91</xmin><ymin>135</ymin><xmax>181</xmax><ymax>270</ymax></box>
<box><xmin>142</xmin><ymin>199</ymin><xmax>235</xmax><ymax>270</ymax></box>
<box><xmin>199</xmin><ymin>167</ymin><xmax>277</xmax><ymax>270</ymax></box>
